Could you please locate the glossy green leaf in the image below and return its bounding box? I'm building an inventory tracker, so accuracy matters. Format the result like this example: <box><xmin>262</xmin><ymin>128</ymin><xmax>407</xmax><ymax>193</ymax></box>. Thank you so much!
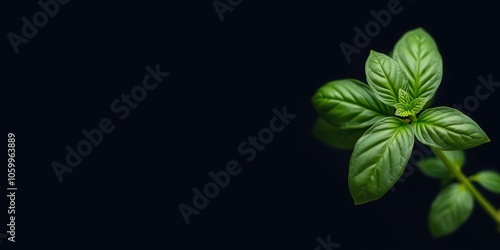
<box><xmin>312</xmin><ymin>118</ymin><xmax>368</xmax><ymax>149</ymax></box>
<box><xmin>312</xmin><ymin>79</ymin><xmax>393</xmax><ymax>129</ymax></box>
<box><xmin>417</xmin><ymin>158</ymin><xmax>450</xmax><ymax>179</ymax></box>
<box><xmin>365</xmin><ymin>50</ymin><xmax>408</xmax><ymax>105</ymax></box>
<box><xmin>398</xmin><ymin>89</ymin><xmax>412</xmax><ymax>104</ymax></box>
<box><xmin>442</xmin><ymin>150</ymin><xmax>466</xmax><ymax>168</ymax></box>
<box><xmin>429</xmin><ymin>183</ymin><xmax>473</xmax><ymax>237</ymax></box>
<box><xmin>393</xmin><ymin>97</ymin><xmax>428</xmax><ymax>117</ymax></box>
<box><xmin>410</xmin><ymin>98</ymin><xmax>427</xmax><ymax>114</ymax></box>
<box><xmin>417</xmin><ymin>151</ymin><xmax>465</xmax><ymax>179</ymax></box>
<box><xmin>413</xmin><ymin>107</ymin><xmax>490</xmax><ymax>150</ymax></box>
<box><xmin>393</xmin><ymin>28</ymin><xmax>443</xmax><ymax>101</ymax></box>
<box><xmin>423</xmin><ymin>96</ymin><xmax>435</xmax><ymax>110</ymax></box>
<box><xmin>348</xmin><ymin>117</ymin><xmax>414</xmax><ymax>204</ymax></box>
<box><xmin>471</xmin><ymin>170</ymin><xmax>500</xmax><ymax>193</ymax></box>
<box><xmin>394</xmin><ymin>103</ymin><xmax>413</xmax><ymax>117</ymax></box>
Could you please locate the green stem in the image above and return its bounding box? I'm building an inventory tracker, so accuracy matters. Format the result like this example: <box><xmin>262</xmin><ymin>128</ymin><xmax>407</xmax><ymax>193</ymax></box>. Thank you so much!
<box><xmin>432</xmin><ymin>148</ymin><xmax>500</xmax><ymax>225</ymax></box>
<box><xmin>408</xmin><ymin>115</ymin><xmax>417</xmax><ymax>123</ymax></box>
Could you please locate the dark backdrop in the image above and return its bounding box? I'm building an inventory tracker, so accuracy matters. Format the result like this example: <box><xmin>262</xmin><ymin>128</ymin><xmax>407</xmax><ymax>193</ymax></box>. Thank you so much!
<box><xmin>2</xmin><ymin>0</ymin><xmax>500</xmax><ymax>249</ymax></box>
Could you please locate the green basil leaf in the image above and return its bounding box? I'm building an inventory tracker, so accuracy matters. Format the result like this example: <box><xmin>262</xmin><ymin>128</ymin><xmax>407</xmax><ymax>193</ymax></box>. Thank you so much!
<box><xmin>394</xmin><ymin>103</ymin><xmax>413</xmax><ymax>117</ymax></box>
<box><xmin>393</xmin><ymin>97</ymin><xmax>427</xmax><ymax>117</ymax></box>
<box><xmin>366</xmin><ymin>50</ymin><xmax>408</xmax><ymax>105</ymax></box>
<box><xmin>429</xmin><ymin>183</ymin><xmax>473</xmax><ymax>237</ymax></box>
<box><xmin>417</xmin><ymin>151</ymin><xmax>464</xmax><ymax>179</ymax></box>
<box><xmin>410</xmin><ymin>97</ymin><xmax>427</xmax><ymax>114</ymax></box>
<box><xmin>413</xmin><ymin>107</ymin><xmax>490</xmax><ymax>150</ymax></box>
<box><xmin>348</xmin><ymin>117</ymin><xmax>414</xmax><ymax>204</ymax></box>
<box><xmin>423</xmin><ymin>96</ymin><xmax>435</xmax><ymax>110</ymax></box>
<box><xmin>398</xmin><ymin>89</ymin><xmax>412</xmax><ymax>104</ymax></box>
<box><xmin>417</xmin><ymin>158</ymin><xmax>450</xmax><ymax>179</ymax></box>
<box><xmin>312</xmin><ymin>118</ymin><xmax>368</xmax><ymax>149</ymax></box>
<box><xmin>312</xmin><ymin>79</ymin><xmax>393</xmax><ymax>129</ymax></box>
<box><xmin>393</xmin><ymin>28</ymin><xmax>443</xmax><ymax>101</ymax></box>
<box><xmin>442</xmin><ymin>150</ymin><xmax>466</xmax><ymax>168</ymax></box>
<box><xmin>471</xmin><ymin>170</ymin><xmax>500</xmax><ymax>194</ymax></box>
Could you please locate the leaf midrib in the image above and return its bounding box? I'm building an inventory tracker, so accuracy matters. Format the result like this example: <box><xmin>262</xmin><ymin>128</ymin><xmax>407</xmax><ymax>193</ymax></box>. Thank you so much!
<box><xmin>372</xmin><ymin>54</ymin><xmax>398</xmax><ymax>98</ymax></box>
<box><xmin>356</xmin><ymin>124</ymin><xmax>404</xmax><ymax>195</ymax></box>
<box><xmin>319</xmin><ymin>92</ymin><xmax>390</xmax><ymax>117</ymax></box>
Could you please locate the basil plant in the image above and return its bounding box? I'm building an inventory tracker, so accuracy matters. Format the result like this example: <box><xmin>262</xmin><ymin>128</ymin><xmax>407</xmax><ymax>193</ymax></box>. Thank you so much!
<box><xmin>312</xmin><ymin>28</ymin><xmax>500</xmax><ymax>237</ymax></box>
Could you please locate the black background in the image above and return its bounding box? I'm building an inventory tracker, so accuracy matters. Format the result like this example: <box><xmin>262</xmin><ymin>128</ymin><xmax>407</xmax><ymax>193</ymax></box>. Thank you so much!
<box><xmin>2</xmin><ymin>0</ymin><xmax>500</xmax><ymax>249</ymax></box>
